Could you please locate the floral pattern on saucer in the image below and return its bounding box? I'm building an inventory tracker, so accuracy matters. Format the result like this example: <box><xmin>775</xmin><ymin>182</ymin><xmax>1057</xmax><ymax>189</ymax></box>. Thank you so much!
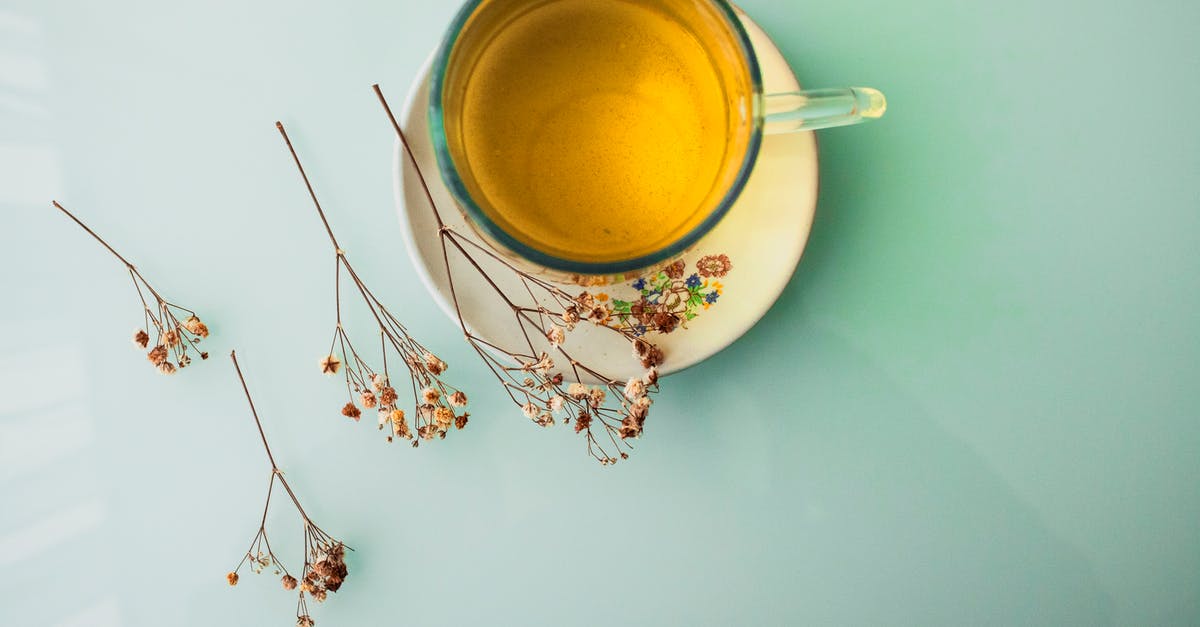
<box><xmin>598</xmin><ymin>254</ymin><xmax>733</xmax><ymax>337</ymax></box>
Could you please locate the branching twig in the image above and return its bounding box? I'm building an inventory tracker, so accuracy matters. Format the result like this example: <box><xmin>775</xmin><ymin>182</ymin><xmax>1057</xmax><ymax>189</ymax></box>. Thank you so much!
<box><xmin>49</xmin><ymin>200</ymin><xmax>211</xmax><ymax>374</ymax></box>
<box><xmin>372</xmin><ymin>85</ymin><xmax>663</xmax><ymax>465</ymax></box>
<box><xmin>227</xmin><ymin>351</ymin><xmax>349</xmax><ymax>627</ymax></box>
<box><xmin>275</xmin><ymin>122</ymin><xmax>471</xmax><ymax>446</ymax></box>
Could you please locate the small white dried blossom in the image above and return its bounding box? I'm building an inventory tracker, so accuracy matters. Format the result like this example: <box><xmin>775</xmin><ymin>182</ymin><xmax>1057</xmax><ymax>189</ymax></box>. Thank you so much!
<box><xmin>422</xmin><ymin>387</ymin><xmax>441</xmax><ymax>404</ymax></box>
<box><xmin>567</xmin><ymin>383</ymin><xmax>589</xmax><ymax>399</ymax></box>
<box><xmin>521</xmin><ymin>402</ymin><xmax>539</xmax><ymax>420</ymax></box>
<box><xmin>424</xmin><ymin>352</ymin><xmax>447</xmax><ymax>375</ymax></box>
<box><xmin>624</xmin><ymin>377</ymin><xmax>646</xmax><ymax>401</ymax></box>
<box><xmin>546</xmin><ymin>327</ymin><xmax>566</xmax><ymax>347</ymax></box>
<box><xmin>549</xmin><ymin>395</ymin><xmax>565</xmax><ymax>412</ymax></box>
<box><xmin>588</xmin><ymin>387</ymin><xmax>606</xmax><ymax>409</ymax></box>
<box><xmin>530</xmin><ymin>353</ymin><xmax>554</xmax><ymax>374</ymax></box>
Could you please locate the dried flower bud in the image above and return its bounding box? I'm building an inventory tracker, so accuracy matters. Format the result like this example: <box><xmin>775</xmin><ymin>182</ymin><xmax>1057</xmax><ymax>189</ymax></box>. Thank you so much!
<box><xmin>178</xmin><ymin>354</ymin><xmax>192</xmax><ymax>368</ymax></box>
<box><xmin>341</xmin><ymin>402</ymin><xmax>361</xmax><ymax>421</ymax></box>
<box><xmin>163</xmin><ymin>328</ymin><xmax>181</xmax><ymax>347</ymax></box>
<box><xmin>633</xmin><ymin>339</ymin><xmax>665</xmax><ymax>369</ymax></box>
<box><xmin>297</xmin><ymin>615</ymin><xmax>315</xmax><ymax>627</ymax></box>
<box><xmin>434</xmin><ymin>406</ymin><xmax>454</xmax><ymax>430</ymax></box>
<box><xmin>455</xmin><ymin>413</ymin><xmax>469</xmax><ymax>430</ymax></box>
<box><xmin>421</xmin><ymin>387</ymin><xmax>441</xmax><ymax>404</ymax></box>
<box><xmin>562</xmin><ymin>306</ymin><xmax>580</xmax><ymax>329</ymax></box>
<box><xmin>521</xmin><ymin>402</ymin><xmax>539</xmax><ymax>420</ymax></box>
<box><xmin>320</xmin><ymin>354</ymin><xmax>341</xmax><ymax>375</ymax></box>
<box><xmin>624</xmin><ymin>377</ymin><xmax>646</xmax><ymax>401</ymax></box>
<box><xmin>313</xmin><ymin>589</ymin><xmax>328</xmax><ymax>603</ymax></box>
<box><xmin>282</xmin><ymin>574</ymin><xmax>298</xmax><ymax>590</ymax></box>
<box><xmin>424</xmin><ymin>352</ymin><xmax>447</xmax><ymax>375</ymax></box>
<box><xmin>379</xmin><ymin>386</ymin><xmax>398</xmax><ymax>407</ymax></box>
<box><xmin>549</xmin><ymin>395</ymin><xmax>565</xmax><ymax>412</ymax></box>
<box><xmin>574</xmin><ymin>411</ymin><xmax>592</xmax><ymax>433</ymax></box>
<box><xmin>526</xmin><ymin>353</ymin><xmax>554</xmax><ymax>374</ymax></box>
<box><xmin>567</xmin><ymin>383</ymin><xmax>589</xmax><ymax>400</ymax></box>
<box><xmin>360</xmin><ymin>391</ymin><xmax>377</xmax><ymax>409</ymax></box>
<box><xmin>619</xmin><ymin>417</ymin><xmax>642</xmax><ymax>439</ymax></box>
<box><xmin>158</xmin><ymin>361</ymin><xmax>177</xmax><ymax>376</ymax></box>
<box><xmin>449</xmin><ymin>391</ymin><xmax>468</xmax><ymax>407</ymax></box>
<box><xmin>546</xmin><ymin>327</ymin><xmax>566</xmax><ymax>346</ymax></box>
<box><xmin>183</xmin><ymin>315</ymin><xmax>209</xmax><ymax>338</ymax></box>
<box><xmin>630</xmin><ymin>395</ymin><xmax>652</xmax><ymax>421</ymax></box>
<box><xmin>147</xmin><ymin>345</ymin><xmax>169</xmax><ymax>365</ymax></box>
<box><xmin>391</xmin><ymin>410</ymin><xmax>411</xmax><ymax>439</ymax></box>
<box><xmin>575</xmin><ymin>292</ymin><xmax>596</xmax><ymax>310</ymax></box>
<box><xmin>132</xmin><ymin>329</ymin><xmax>150</xmax><ymax>349</ymax></box>
<box><xmin>644</xmin><ymin>368</ymin><xmax>659</xmax><ymax>386</ymax></box>
<box><xmin>550</xmin><ymin>373</ymin><xmax>564</xmax><ymax>386</ymax></box>
<box><xmin>370</xmin><ymin>373</ymin><xmax>386</xmax><ymax>391</ymax></box>
<box><xmin>588</xmin><ymin>305</ymin><xmax>609</xmax><ymax>321</ymax></box>
<box><xmin>587</xmin><ymin>387</ymin><xmax>606</xmax><ymax>409</ymax></box>
<box><xmin>377</xmin><ymin>409</ymin><xmax>390</xmax><ymax>429</ymax></box>
<box><xmin>226</xmin><ymin>571</ymin><xmax>239</xmax><ymax>586</ymax></box>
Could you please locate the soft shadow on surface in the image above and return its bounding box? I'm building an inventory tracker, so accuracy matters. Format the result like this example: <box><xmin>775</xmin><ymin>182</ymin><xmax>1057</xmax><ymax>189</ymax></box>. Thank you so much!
<box><xmin>666</xmin><ymin>280</ymin><xmax>1116</xmax><ymax>625</ymax></box>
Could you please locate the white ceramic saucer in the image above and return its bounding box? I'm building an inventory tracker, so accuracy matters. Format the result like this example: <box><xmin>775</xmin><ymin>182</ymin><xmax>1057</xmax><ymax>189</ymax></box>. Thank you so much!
<box><xmin>394</xmin><ymin>10</ymin><xmax>818</xmax><ymax>381</ymax></box>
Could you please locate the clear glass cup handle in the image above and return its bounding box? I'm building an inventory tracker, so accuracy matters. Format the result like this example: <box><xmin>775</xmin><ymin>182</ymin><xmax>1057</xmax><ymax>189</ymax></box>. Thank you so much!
<box><xmin>761</xmin><ymin>87</ymin><xmax>887</xmax><ymax>134</ymax></box>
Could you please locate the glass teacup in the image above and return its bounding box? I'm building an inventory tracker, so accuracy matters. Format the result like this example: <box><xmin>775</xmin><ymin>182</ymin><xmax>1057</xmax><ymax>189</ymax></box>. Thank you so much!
<box><xmin>429</xmin><ymin>0</ymin><xmax>885</xmax><ymax>283</ymax></box>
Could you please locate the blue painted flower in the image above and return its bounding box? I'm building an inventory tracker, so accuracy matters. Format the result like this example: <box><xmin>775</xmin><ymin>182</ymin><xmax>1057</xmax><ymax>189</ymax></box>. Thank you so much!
<box><xmin>634</xmin><ymin>324</ymin><xmax>647</xmax><ymax>336</ymax></box>
<box><xmin>705</xmin><ymin>291</ymin><xmax>720</xmax><ymax>305</ymax></box>
<box><xmin>631</xmin><ymin>278</ymin><xmax>647</xmax><ymax>291</ymax></box>
<box><xmin>686</xmin><ymin>274</ymin><xmax>702</xmax><ymax>289</ymax></box>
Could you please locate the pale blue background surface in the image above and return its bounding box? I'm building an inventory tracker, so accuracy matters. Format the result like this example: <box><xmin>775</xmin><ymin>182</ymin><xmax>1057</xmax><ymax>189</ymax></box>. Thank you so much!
<box><xmin>1</xmin><ymin>0</ymin><xmax>1198</xmax><ymax>625</ymax></box>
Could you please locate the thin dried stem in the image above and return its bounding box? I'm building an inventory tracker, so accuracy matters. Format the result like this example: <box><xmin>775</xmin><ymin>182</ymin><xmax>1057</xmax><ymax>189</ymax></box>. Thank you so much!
<box><xmin>227</xmin><ymin>351</ymin><xmax>350</xmax><ymax>626</ymax></box>
<box><xmin>372</xmin><ymin>84</ymin><xmax>663</xmax><ymax>465</ymax></box>
<box><xmin>275</xmin><ymin>121</ymin><xmax>471</xmax><ymax>446</ymax></box>
<box><xmin>47</xmin><ymin>200</ymin><xmax>211</xmax><ymax>374</ymax></box>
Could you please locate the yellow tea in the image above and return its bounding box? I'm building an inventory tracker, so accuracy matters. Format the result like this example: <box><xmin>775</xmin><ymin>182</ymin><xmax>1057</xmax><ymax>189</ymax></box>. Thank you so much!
<box><xmin>441</xmin><ymin>0</ymin><xmax>754</xmax><ymax>264</ymax></box>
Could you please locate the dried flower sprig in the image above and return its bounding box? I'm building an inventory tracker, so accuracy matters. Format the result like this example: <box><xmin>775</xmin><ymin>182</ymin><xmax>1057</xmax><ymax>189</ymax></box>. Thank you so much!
<box><xmin>275</xmin><ymin>123</ymin><xmax>470</xmax><ymax>446</ymax></box>
<box><xmin>49</xmin><ymin>201</ymin><xmax>210</xmax><ymax>373</ymax></box>
<box><xmin>372</xmin><ymin>85</ymin><xmax>664</xmax><ymax>465</ymax></box>
<box><xmin>228</xmin><ymin>351</ymin><xmax>349</xmax><ymax>627</ymax></box>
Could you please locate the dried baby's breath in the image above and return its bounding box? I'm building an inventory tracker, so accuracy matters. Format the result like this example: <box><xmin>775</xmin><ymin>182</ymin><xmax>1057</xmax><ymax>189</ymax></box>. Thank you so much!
<box><xmin>275</xmin><ymin>122</ymin><xmax>471</xmax><ymax>448</ymax></box>
<box><xmin>228</xmin><ymin>352</ymin><xmax>350</xmax><ymax>627</ymax></box>
<box><xmin>373</xmin><ymin>85</ymin><xmax>664</xmax><ymax>465</ymax></box>
<box><xmin>50</xmin><ymin>201</ymin><xmax>211</xmax><ymax>373</ymax></box>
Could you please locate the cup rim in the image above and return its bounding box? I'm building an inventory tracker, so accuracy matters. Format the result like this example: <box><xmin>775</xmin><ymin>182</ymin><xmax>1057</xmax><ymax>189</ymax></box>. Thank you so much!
<box><xmin>428</xmin><ymin>0</ymin><xmax>765</xmax><ymax>276</ymax></box>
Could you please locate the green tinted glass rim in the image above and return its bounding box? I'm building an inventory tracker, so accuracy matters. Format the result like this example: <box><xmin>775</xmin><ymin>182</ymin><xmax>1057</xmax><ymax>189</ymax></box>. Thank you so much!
<box><xmin>429</xmin><ymin>0</ymin><xmax>764</xmax><ymax>276</ymax></box>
